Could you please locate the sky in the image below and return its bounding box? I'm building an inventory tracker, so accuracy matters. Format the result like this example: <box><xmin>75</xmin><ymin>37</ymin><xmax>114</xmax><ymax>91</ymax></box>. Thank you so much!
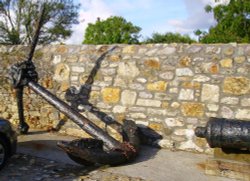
<box><xmin>66</xmin><ymin>0</ymin><xmax>229</xmax><ymax>44</ymax></box>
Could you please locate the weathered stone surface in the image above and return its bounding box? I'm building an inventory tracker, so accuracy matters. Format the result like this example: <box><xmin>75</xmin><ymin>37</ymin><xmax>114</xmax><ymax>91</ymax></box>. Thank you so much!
<box><xmin>144</xmin><ymin>58</ymin><xmax>160</xmax><ymax>69</ymax></box>
<box><xmin>235</xmin><ymin>109</ymin><xmax>250</xmax><ymax>120</ymax></box>
<box><xmin>129</xmin><ymin>113</ymin><xmax>147</xmax><ymax>119</ymax></box>
<box><xmin>179</xmin><ymin>140</ymin><xmax>203</xmax><ymax>152</ymax></box>
<box><xmin>139</xmin><ymin>92</ymin><xmax>153</xmax><ymax>99</ymax></box>
<box><xmin>241</xmin><ymin>98</ymin><xmax>250</xmax><ymax>107</ymax></box>
<box><xmin>178</xmin><ymin>89</ymin><xmax>194</xmax><ymax>100</ymax></box>
<box><xmin>54</xmin><ymin>63</ymin><xmax>70</xmax><ymax>81</ymax></box>
<box><xmin>176</xmin><ymin>68</ymin><xmax>194</xmax><ymax>76</ymax></box>
<box><xmin>181</xmin><ymin>82</ymin><xmax>200</xmax><ymax>89</ymax></box>
<box><xmin>201</xmin><ymin>63</ymin><xmax>219</xmax><ymax>74</ymax></box>
<box><xmin>220</xmin><ymin>58</ymin><xmax>233</xmax><ymax>68</ymax></box>
<box><xmin>223</xmin><ymin>47</ymin><xmax>234</xmax><ymax>56</ymax></box>
<box><xmin>179</xmin><ymin>56</ymin><xmax>191</xmax><ymax>67</ymax></box>
<box><xmin>223</xmin><ymin>77</ymin><xmax>250</xmax><ymax>95</ymax></box>
<box><xmin>221</xmin><ymin>106</ymin><xmax>234</xmax><ymax>119</ymax></box>
<box><xmin>56</xmin><ymin>45</ymin><xmax>68</xmax><ymax>54</ymax></box>
<box><xmin>147</xmin><ymin>81</ymin><xmax>167</xmax><ymax>92</ymax></box>
<box><xmin>159</xmin><ymin>71</ymin><xmax>174</xmax><ymax>80</ymax></box>
<box><xmin>117</xmin><ymin>62</ymin><xmax>139</xmax><ymax>79</ymax></box>
<box><xmin>102</xmin><ymin>87</ymin><xmax>120</xmax><ymax>103</ymax></box>
<box><xmin>207</xmin><ymin>104</ymin><xmax>219</xmax><ymax>112</ymax></box>
<box><xmin>158</xmin><ymin>46</ymin><xmax>176</xmax><ymax>55</ymax></box>
<box><xmin>155</xmin><ymin>139</ymin><xmax>175</xmax><ymax>149</ymax></box>
<box><xmin>165</xmin><ymin>117</ymin><xmax>184</xmax><ymax>127</ymax></box>
<box><xmin>171</xmin><ymin>102</ymin><xmax>180</xmax><ymax>109</ymax></box>
<box><xmin>193</xmin><ymin>75</ymin><xmax>210</xmax><ymax>82</ymax></box>
<box><xmin>121</xmin><ymin>90</ymin><xmax>137</xmax><ymax>106</ymax></box>
<box><xmin>187</xmin><ymin>46</ymin><xmax>202</xmax><ymax>53</ymax></box>
<box><xmin>122</xmin><ymin>45</ymin><xmax>136</xmax><ymax>54</ymax></box>
<box><xmin>108</xmin><ymin>55</ymin><xmax>121</xmax><ymax>62</ymax></box>
<box><xmin>234</xmin><ymin>56</ymin><xmax>246</xmax><ymax>64</ymax></box>
<box><xmin>147</xmin><ymin>108</ymin><xmax>167</xmax><ymax>116</ymax></box>
<box><xmin>136</xmin><ymin>77</ymin><xmax>147</xmax><ymax>83</ymax></box>
<box><xmin>149</xmin><ymin>122</ymin><xmax>163</xmax><ymax>131</ymax></box>
<box><xmin>136</xmin><ymin>99</ymin><xmax>161</xmax><ymax>107</ymax></box>
<box><xmin>53</xmin><ymin>55</ymin><xmax>61</xmax><ymax>64</ymax></box>
<box><xmin>221</xmin><ymin>97</ymin><xmax>239</xmax><ymax>105</ymax></box>
<box><xmin>201</xmin><ymin>84</ymin><xmax>219</xmax><ymax>103</ymax></box>
<box><xmin>181</xmin><ymin>102</ymin><xmax>204</xmax><ymax>117</ymax></box>
<box><xmin>206</xmin><ymin>46</ymin><xmax>221</xmax><ymax>54</ymax></box>
<box><xmin>113</xmin><ymin>105</ymin><xmax>126</xmax><ymax>113</ymax></box>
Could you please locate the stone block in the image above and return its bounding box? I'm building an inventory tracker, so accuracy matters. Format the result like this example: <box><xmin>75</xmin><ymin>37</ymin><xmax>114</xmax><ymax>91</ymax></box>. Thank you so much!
<box><xmin>72</xmin><ymin>66</ymin><xmax>85</xmax><ymax>73</ymax></box>
<box><xmin>117</xmin><ymin>62</ymin><xmax>139</xmax><ymax>79</ymax></box>
<box><xmin>234</xmin><ymin>56</ymin><xmax>246</xmax><ymax>64</ymax></box>
<box><xmin>220</xmin><ymin>58</ymin><xmax>233</xmax><ymax>68</ymax></box>
<box><xmin>122</xmin><ymin>45</ymin><xmax>136</xmax><ymax>54</ymax></box>
<box><xmin>236</xmin><ymin>109</ymin><xmax>250</xmax><ymax>120</ymax></box>
<box><xmin>207</xmin><ymin>104</ymin><xmax>219</xmax><ymax>112</ymax></box>
<box><xmin>179</xmin><ymin>56</ymin><xmax>191</xmax><ymax>67</ymax></box>
<box><xmin>221</xmin><ymin>97</ymin><xmax>239</xmax><ymax>105</ymax></box>
<box><xmin>179</xmin><ymin>89</ymin><xmax>194</xmax><ymax>100</ymax></box>
<box><xmin>201</xmin><ymin>84</ymin><xmax>219</xmax><ymax>103</ymax></box>
<box><xmin>102</xmin><ymin>87</ymin><xmax>120</xmax><ymax>103</ymax></box>
<box><xmin>144</xmin><ymin>58</ymin><xmax>160</xmax><ymax>69</ymax></box>
<box><xmin>181</xmin><ymin>102</ymin><xmax>204</xmax><ymax>117</ymax></box>
<box><xmin>223</xmin><ymin>47</ymin><xmax>234</xmax><ymax>56</ymax></box>
<box><xmin>176</xmin><ymin>68</ymin><xmax>194</xmax><ymax>76</ymax></box>
<box><xmin>223</xmin><ymin>77</ymin><xmax>250</xmax><ymax>95</ymax></box>
<box><xmin>193</xmin><ymin>75</ymin><xmax>210</xmax><ymax>82</ymax></box>
<box><xmin>136</xmin><ymin>99</ymin><xmax>161</xmax><ymax>107</ymax></box>
<box><xmin>159</xmin><ymin>71</ymin><xmax>174</xmax><ymax>80</ymax></box>
<box><xmin>149</xmin><ymin>122</ymin><xmax>163</xmax><ymax>131</ymax></box>
<box><xmin>221</xmin><ymin>106</ymin><xmax>234</xmax><ymax>119</ymax></box>
<box><xmin>54</xmin><ymin>63</ymin><xmax>70</xmax><ymax>81</ymax></box>
<box><xmin>181</xmin><ymin>82</ymin><xmax>201</xmax><ymax>89</ymax></box>
<box><xmin>164</xmin><ymin>117</ymin><xmax>184</xmax><ymax>127</ymax></box>
<box><xmin>241</xmin><ymin>98</ymin><xmax>250</xmax><ymax>107</ymax></box>
<box><xmin>147</xmin><ymin>81</ymin><xmax>167</xmax><ymax>92</ymax></box>
<box><xmin>121</xmin><ymin>90</ymin><xmax>137</xmax><ymax>106</ymax></box>
<box><xmin>113</xmin><ymin>105</ymin><xmax>126</xmax><ymax>114</ymax></box>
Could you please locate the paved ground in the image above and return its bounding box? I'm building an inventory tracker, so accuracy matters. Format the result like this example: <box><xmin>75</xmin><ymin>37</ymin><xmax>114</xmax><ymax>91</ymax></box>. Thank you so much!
<box><xmin>0</xmin><ymin>130</ymin><xmax>235</xmax><ymax>181</ymax></box>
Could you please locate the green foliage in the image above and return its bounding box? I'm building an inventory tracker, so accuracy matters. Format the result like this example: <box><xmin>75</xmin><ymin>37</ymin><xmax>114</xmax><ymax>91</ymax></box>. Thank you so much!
<box><xmin>83</xmin><ymin>16</ymin><xmax>141</xmax><ymax>44</ymax></box>
<box><xmin>198</xmin><ymin>0</ymin><xmax>250</xmax><ymax>43</ymax></box>
<box><xmin>0</xmin><ymin>0</ymin><xmax>79</xmax><ymax>45</ymax></box>
<box><xmin>144</xmin><ymin>32</ymin><xmax>196</xmax><ymax>44</ymax></box>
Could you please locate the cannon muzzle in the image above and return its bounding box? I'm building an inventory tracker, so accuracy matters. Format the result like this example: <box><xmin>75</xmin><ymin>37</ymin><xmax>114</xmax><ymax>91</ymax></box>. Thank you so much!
<box><xmin>195</xmin><ymin>117</ymin><xmax>250</xmax><ymax>150</ymax></box>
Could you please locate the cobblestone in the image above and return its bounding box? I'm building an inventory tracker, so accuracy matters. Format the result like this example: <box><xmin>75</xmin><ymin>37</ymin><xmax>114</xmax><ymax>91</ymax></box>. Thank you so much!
<box><xmin>0</xmin><ymin>154</ymin><xmax>146</xmax><ymax>181</ymax></box>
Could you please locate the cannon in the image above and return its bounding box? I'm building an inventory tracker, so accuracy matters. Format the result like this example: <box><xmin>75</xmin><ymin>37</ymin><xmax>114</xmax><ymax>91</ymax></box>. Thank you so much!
<box><xmin>8</xmin><ymin>4</ymin><xmax>140</xmax><ymax>166</ymax></box>
<box><xmin>195</xmin><ymin>117</ymin><xmax>250</xmax><ymax>151</ymax></box>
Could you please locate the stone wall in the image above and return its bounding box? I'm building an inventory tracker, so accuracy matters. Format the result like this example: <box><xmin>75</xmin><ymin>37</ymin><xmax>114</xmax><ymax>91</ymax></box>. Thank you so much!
<box><xmin>0</xmin><ymin>44</ymin><xmax>249</xmax><ymax>153</ymax></box>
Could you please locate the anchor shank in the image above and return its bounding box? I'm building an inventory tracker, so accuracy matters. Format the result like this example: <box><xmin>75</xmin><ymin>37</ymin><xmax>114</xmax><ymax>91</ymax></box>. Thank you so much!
<box><xmin>28</xmin><ymin>81</ymin><xmax>122</xmax><ymax>150</ymax></box>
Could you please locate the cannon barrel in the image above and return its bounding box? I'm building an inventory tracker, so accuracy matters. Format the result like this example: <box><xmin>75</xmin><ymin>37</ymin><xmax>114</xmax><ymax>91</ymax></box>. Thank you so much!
<box><xmin>195</xmin><ymin>117</ymin><xmax>250</xmax><ymax>150</ymax></box>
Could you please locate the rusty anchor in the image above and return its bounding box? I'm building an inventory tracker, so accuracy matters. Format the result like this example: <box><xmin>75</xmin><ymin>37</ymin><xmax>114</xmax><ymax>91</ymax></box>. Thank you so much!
<box><xmin>8</xmin><ymin>4</ymin><xmax>140</xmax><ymax>166</ymax></box>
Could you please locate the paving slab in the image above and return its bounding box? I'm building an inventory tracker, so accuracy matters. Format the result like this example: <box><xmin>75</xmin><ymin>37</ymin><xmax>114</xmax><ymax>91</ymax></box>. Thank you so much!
<box><xmin>17</xmin><ymin>130</ymin><xmax>235</xmax><ymax>181</ymax></box>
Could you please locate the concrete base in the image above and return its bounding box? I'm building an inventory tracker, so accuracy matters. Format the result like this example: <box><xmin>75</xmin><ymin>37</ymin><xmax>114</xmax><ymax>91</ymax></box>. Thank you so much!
<box><xmin>17</xmin><ymin>130</ymin><xmax>233</xmax><ymax>181</ymax></box>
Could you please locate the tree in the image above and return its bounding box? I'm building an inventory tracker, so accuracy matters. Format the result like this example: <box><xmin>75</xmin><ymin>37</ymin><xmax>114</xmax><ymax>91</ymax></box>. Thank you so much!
<box><xmin>144</xmin><ymin>32</ymin><xmax>196</xmax><ymax>44</ymax></box>
<box><xmin>0</xmin><ymin>0</ymin><xmax>79</xmax><ymax>45</ymax></box>
<box><xmin>197</xmin><ymin>0</ymin><xmax>250</xmax><ymax>43</ymax></box>
<box><xmin>83</xmin><ymin>16</ymin><xmax>141</xmax><ymax>44</ymax></box>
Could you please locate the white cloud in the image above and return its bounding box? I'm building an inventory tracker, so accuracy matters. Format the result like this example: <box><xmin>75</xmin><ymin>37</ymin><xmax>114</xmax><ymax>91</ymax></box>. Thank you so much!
<box><xmin>167</xmin><ymin>0</ymin><xmax>215</xmax><ymax>36</ymax></box>
<box><xmin>166</xmin><ymin>0</ymin><xmax>230</xmax><ymax>36</ymax></box>
<box><xmin>65</xmin><ymin>0</ymin><xmax>114</xmax><ymax>44</ymax></box>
